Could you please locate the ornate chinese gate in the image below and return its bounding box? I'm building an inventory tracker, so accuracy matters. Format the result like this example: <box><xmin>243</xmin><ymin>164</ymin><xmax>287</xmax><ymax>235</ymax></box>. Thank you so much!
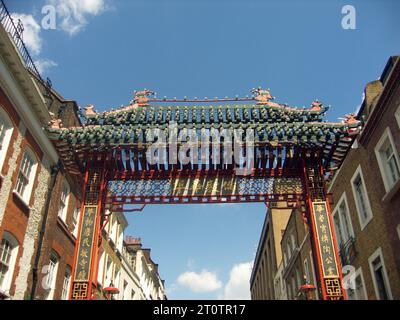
<box><xmin>48</xmin><ymin>88</ymin><xmax>361</xmax><ymax>300</ymax></box>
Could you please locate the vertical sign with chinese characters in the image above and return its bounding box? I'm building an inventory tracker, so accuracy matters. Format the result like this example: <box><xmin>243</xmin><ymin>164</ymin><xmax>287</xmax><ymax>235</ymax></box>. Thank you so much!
<box><xmin>312</xmin><ymin>202</ymin><xmax>339</xmax><ymax>278</ymax></box>
<box><xmin>302</xmin><ymin>157</ymin><xmax>345</xmax><ymax>300</ymax></box>
<box><xmin>311</xmin><ymin>201</ymin><xmax>343</xmax><ymax>299</ymax></box>
<box><xmin>70</xmin><ymin>167</ymin><xmax>105</xmax><ymax>300</ymax></box>
<box><xmin>74</xmin><ymin>206</ymin><xmax>97</xmax><ymax>282</ymax></box>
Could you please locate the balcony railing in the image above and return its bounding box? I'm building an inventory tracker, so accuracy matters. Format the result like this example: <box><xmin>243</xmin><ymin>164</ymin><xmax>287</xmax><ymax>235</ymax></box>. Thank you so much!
<box><xmin>0</xmin><ymin>0</ymin><xmax>53</xmax><ymax>106</ymax></box>
<box><xmin>339</xmin><ymin>236</ymin><xmax>357</xmax><ymax>266</ymax></box>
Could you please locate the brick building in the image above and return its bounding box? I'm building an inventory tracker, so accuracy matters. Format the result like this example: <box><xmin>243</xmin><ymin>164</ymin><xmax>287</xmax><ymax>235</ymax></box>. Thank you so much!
<box><xmin>250</xmin><ymin>206</ymin><xmax>291</xmax><ymax>300</ymax></box>
<box><xmin>124</xmin><ymin>237</ymin><xmax>166</xmax><ymax>300</ymax></box>
<box><xmin>0</xmin><ymin>2</ymin><xmax>167</xmax><ymax>300</ymax></box>
<box><xmin>97</xmin><ymin>211</ymin><xmax>127</xmax><ymax>299</ymax></box>
<box><xmin>328</xmin><ymin>56</ymin><xmax>400</xmax><ymax>300</ymax></box>
<box><xmin>0</xmin><ymin>4</ymin><xmax>82</xmax><ymax>299</ymax></box>
<box><xmin>279</xmin><ymin>209</ymin><xmax>319</xmax><ymax>300</ymax></box>
<box><xmin>251</xmin><ymin>56</ymin><xmax>400</xmax><ymax>300</ymax></box>
<box><xmin>250</xmin><ymin>207</ymin><xmax>319</xmax><ymax>300</ymax></box>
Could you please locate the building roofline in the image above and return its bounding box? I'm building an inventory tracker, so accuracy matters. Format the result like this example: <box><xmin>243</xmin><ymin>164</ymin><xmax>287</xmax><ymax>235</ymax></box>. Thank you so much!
<box><xmin>250</xmin><ymin>208</ymin><xmax>269</xmax><ymax>285</ymax></box>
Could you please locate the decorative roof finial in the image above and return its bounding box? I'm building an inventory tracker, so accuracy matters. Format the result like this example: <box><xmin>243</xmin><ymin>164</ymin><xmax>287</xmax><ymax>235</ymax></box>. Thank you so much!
<box><xmin>251</xmin><ymin>87</ymin><xmax>274</xmax><ymax>105</ymax></box>
<box><xmin>310</xmin><ymin>100</ymin><xmax>322</xmax><ymax>111</ymax></box>
<box><xmin>342</xmin><ymin>113</ymin><xmax>358</xmax><ymax>124</ymax></box>
<box><xmin>49</xmin><ymin>118</ymin><xmax>62</xmax><ymax>129</ymax></box>
<box><xmin>133</xmin><ymin>89</ymin><xmax>155</xmax><ymax>106</ymax></box>
<box><xmin>85</xmin><ymin>104</ymin><xmax>97</xmax><ymax>118</ymax></box>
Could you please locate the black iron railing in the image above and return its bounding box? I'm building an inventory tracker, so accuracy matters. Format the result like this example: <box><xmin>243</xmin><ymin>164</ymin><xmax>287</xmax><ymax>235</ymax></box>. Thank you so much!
<box><xmin>339</xmin><ymin>236</ymin><xmax>357</xmax><ymax>266</ymax></box>
<box><xmin>0</xmin><ymin>0</ymin><xmax>53</xmax><ymax>106</ymax></box>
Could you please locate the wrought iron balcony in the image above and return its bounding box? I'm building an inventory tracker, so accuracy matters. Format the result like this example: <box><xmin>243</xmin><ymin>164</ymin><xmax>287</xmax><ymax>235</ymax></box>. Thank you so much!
<box><xmin>339</xmin><ymin>236</ymin><xmax>357</xmax><ymax>266</ymax></box>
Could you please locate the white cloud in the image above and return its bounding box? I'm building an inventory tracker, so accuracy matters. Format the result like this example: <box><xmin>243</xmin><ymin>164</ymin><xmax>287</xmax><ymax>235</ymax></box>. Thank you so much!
<box><xmin>11</xmin><ymin>13</ymin><xmax>42</xmax><ymax>55</ymax></box>
<box><xmin>177</xmin><ymin>270</ymin><xmax>222</xmax><ymax>293</ymax></box>
<box><xmin>35</xmin><ymin>58</ymin><xmax>58</xmax><ymax>74</ymax></box>
<box><xmin>219</xmin><ymin>261</ymin><xmax>253</xmax><ymax>300</ymax></box>
<box><xmin>47</xmin><ymin>0</ymin><xmax>107</xmax><ymax>36</ymax></box>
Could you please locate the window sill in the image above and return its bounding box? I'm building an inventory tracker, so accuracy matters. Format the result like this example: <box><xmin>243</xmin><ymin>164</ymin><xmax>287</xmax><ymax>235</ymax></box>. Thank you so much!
<box><xmin>382</xmin><ymin>179</ymin><xmax>400</xmax><ymax>203</ymax></box>
<box><xmin>12</xmin><ymin>191</ymin><xmax>31</xmax><ymax>215</ymax></box>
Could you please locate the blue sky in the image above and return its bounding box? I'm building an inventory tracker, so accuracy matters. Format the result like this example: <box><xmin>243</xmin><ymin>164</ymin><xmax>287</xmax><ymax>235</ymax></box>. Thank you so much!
<box><xmin>7</xmin><ymin>0</ymin><xmax>400</xmax><ymax>299</ymax></box>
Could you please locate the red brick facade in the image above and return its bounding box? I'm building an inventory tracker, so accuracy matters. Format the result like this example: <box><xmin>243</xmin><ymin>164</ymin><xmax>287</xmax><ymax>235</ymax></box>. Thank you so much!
<box><xmin>0</xmin><ymin>78</ymin><xmax>81</xmax><ymax>299</ymax></box>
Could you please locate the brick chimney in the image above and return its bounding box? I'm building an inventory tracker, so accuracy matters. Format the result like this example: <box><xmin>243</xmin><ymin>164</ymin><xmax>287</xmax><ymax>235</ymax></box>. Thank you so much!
<box><xmin>363</xmin><ymin>80</ymin><xmax>383</xmax><ymax>118</ymax></box>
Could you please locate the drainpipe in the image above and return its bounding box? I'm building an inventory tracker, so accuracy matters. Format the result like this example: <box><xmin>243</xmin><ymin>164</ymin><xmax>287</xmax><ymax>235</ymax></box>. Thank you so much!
<box><xmin>29</xmin><ymin>160</ymin><xmax>62</xmax><ymax>300</ymax></box>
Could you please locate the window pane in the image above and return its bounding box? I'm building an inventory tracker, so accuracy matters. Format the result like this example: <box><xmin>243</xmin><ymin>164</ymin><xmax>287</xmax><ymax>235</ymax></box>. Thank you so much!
<box><xmin>0</xmin><ymin>240</ymin><xmax>12</xmax><ymax>265</ymax></box>
<box><xmin>339</xmin><ymin>202</ymin><xmax>352</xmax><ymax>241</ymax></box>
<box><xmin>16</xmin><ymin>152</ymin><xmax>35</xmax><ymax>200</ymax></box>
<box><xmin>387</xmin><ymin>155</ymin><xmax>400</xmax><ymax>184</ymax></box>
<box><xmin>354</xmin><ymin>176</ymin><xmax>368</xmax><ymax>220</ymax></box>
<box><xmin>355</xmin><ymin>275</ymin><xmax>366</xmax><ymax>300</ymax></box>
<box><xmin>333</xmin><ymin>214</ymin><xmax>344</xmax><ymax>246</ymax></box>
<box><xmin>373</xmin><ymin>257</ymin><xmax>389</xmax><ymax>300</ymax></box>
<box><xmin>0</xmin><ymin>263</ymin><xmax>8</xmax><ymax>287</ymax></box>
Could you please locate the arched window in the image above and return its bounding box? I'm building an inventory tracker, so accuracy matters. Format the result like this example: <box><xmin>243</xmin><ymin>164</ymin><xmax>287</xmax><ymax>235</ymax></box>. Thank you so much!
<box><xmin>14</xmin><ymin>147</ymin><xmax>38</xmax><ymax>204</ymax></box>
<box><xmin>0</xmin><ymin>232</ymin><xmax>19</xmax><ymax>294</ymax></box>
<box><xmin>0</xmin><ymin>108</ymin><xmax>14</xmax><ymax>172</ymax></box>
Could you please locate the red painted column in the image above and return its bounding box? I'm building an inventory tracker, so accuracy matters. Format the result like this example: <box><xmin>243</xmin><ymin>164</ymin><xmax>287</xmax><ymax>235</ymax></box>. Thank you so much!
<box><xmin>69</xmin><ymin>163</ymin><xmax>107</xmax><ymax>300</ymax></box>
<box><xmin>302</xmin><ymin>151</ymin><xmax>346</xmax><ymax>300</ymax></box>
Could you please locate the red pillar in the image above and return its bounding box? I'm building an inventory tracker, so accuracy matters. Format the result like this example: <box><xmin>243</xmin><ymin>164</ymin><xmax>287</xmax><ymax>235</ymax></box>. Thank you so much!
<box><xmin>69</xmin><ymin>163</ymin><xmax>107</xmax><ymax>300</ymax></box>
<box><xmin>302</xmin><ymin>151</ymin><xmax>346</xmax><ymax>300</ymax></box>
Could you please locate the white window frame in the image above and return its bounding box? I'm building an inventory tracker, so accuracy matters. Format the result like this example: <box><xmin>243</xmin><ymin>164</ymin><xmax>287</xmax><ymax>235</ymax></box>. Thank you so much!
<box><xmin>345</xmin><ymin>267</ymin><xmax>367</xmax><ymax>300</ymax></box>
<box><xmin>351</xmin><ymin>165</ymin><xmax>373</xmax><ymax>230</ymax></box>
<box><xmin>332</xmin><ymin>192</ymin><xmax>355</xmax><ymax>248</ymax></box>
<box><xmin>44</xmin><ymin>252</ymin><xmax>59</xmax><ymax>300</ymax></box>
<box><xmin>72</xmin><ymin>206</ymin><xmax>81</xmax><ymax>238</ymax></box>
<box><xmin>374</xmin><ymin>127</ymin><xmax>400</xmax><ymax>193</ymax></box>
<box><xmin>368</xmin><ymin>247</ymin><xmax>393</xmax><ymax>300</ymax></box>
<box><xmin>0</xmin><ymin>107</ymin><xmax>14</xmax><ymax>173</ymax></box>
<box><xmin>14</xmin><ymin>148</ymin><xmax>37</xmax><ymax>204</ymax></box>
<box><xmin>0</xmin><ymin>232</ymin><xmax>19</xmax><ymax>293</ymax></box>
<box><xmin>61</xmin><ymin>266</ymin><xmax>72</xmax><ymax>300</ymax></box>
<box><xmin>58</xmin><ymin>181</ymin><xmax>70</xmax><ymax>223</ymax></box>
